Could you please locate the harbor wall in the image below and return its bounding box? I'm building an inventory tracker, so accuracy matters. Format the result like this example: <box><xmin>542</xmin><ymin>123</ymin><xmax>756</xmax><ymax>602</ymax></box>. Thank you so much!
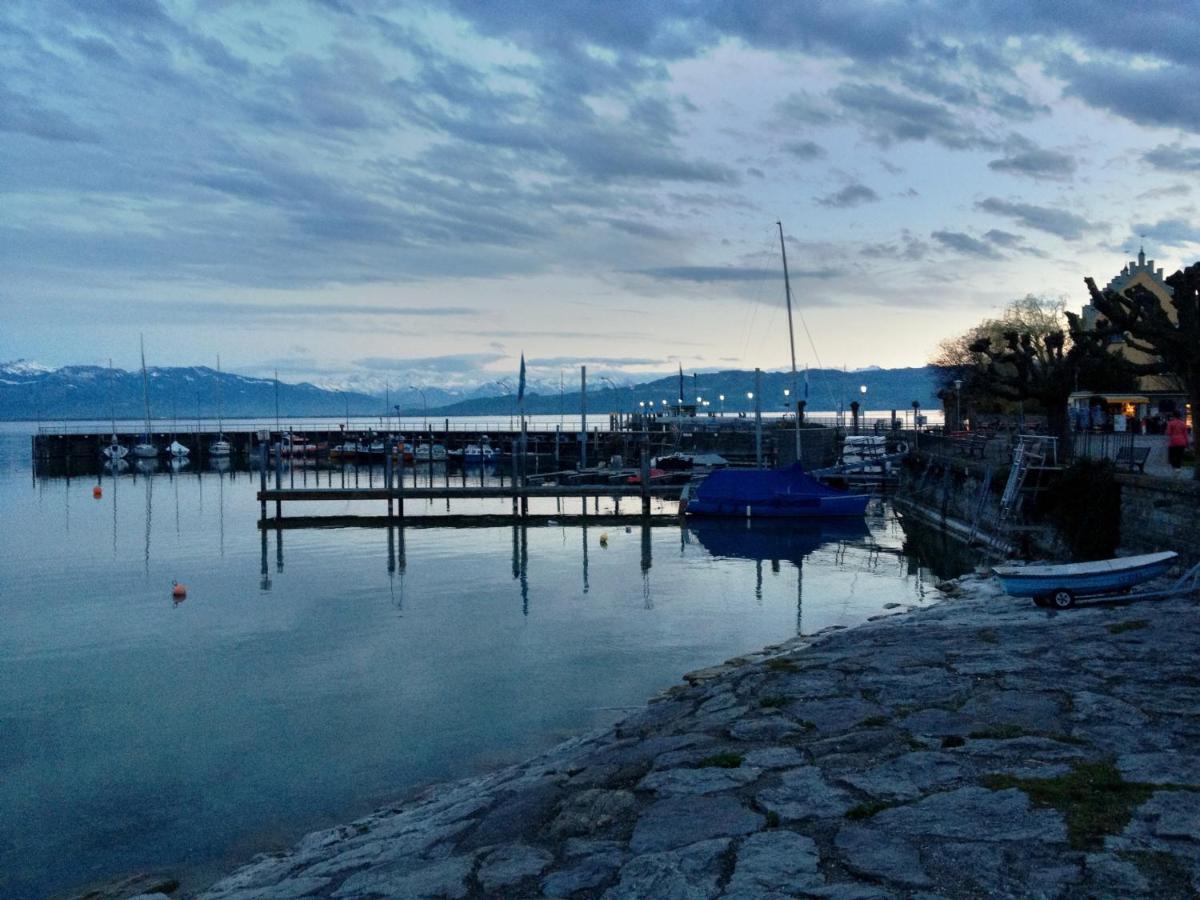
<box><xmin>1116</xmin><ymin>473</ymin><xmax>1200</xmax><ymax>565</ymax></box>
<box><xmin>892</xmin><ymin>454</ymin><xmax>1062</xmax><ymax>559</ymax></box>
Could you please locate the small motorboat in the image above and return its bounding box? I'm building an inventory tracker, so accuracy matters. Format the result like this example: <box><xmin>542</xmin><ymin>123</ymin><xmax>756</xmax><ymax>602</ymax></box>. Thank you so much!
<box><xmin>169</xmin><ymin>440</ymin><xmax>191</xmax><ymax>458</ymax></box>
<box><xmin>994</xmin><ymin>551</ymin><xmax>1179</xmax><ymax>608</ymax></box>
<box><xmin>102</xmin><ymin>436</ymin><xmax>128</xmax><ymax>460</ymax></box>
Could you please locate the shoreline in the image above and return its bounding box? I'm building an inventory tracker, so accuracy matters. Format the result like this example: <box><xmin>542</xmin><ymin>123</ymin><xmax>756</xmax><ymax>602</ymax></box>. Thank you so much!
<box><xmin>187</xmin><ymin>572</ymin><xmax>1200</xmax><ymax>898</ymax></box>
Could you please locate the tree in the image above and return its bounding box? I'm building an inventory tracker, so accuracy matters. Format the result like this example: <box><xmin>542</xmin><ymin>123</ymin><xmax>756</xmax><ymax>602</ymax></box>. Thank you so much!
<box><xmin>1085</xmin><ymin>261</ymin><xmax>1200</xmax><ymax>479</ymax></box>
<box><xmin>933</xmin><ymin>296</ymin><xmax>1137</xmax><ymax>438</ymax></box>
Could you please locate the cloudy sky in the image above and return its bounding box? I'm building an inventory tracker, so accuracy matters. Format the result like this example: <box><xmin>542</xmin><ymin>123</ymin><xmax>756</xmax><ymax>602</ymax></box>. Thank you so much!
<box><xmin>3</xmin><ymin>0</ymin><xmax>1199</xmax><ymax>390</ymax></box>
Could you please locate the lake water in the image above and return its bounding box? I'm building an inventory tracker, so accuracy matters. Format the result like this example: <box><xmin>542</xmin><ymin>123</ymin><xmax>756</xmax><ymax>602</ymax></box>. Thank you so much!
<box><xmin>1</xmin><ymin>423</ymin><xmax>969</xmax><ymax>897</ymax></box>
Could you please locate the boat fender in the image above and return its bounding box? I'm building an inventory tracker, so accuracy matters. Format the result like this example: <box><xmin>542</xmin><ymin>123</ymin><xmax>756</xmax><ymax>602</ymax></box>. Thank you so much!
<box><xmin>599</xmin><ymin>533</ymin><xmax>609</xmax><ymax>547</ymax></box>
<box><xmin>92</xmin><ymin>485</ymin><xmax>103</xmax><ymax>499</ymax></box>
<box><xmin>171</xmin><ymin>580</ymin><xmax>187</xmax><ymax>601</ymax></box>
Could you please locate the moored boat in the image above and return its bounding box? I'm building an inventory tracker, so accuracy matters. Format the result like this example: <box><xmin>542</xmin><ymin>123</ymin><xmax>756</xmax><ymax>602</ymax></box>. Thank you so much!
<box><xmin>686</xmin><ymin>463</ymin><xmax>871</xmax><ymax>518</ymax></box>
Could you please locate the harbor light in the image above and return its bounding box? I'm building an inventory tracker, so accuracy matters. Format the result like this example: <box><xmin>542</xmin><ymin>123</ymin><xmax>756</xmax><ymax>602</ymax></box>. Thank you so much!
<box><xmin>860</xmin><ymin>384</ymin><xmax>867</xmax><ymax>394</ymax></box>
<box><xmin>746</xmin><ymin>391</ymin><xmax>754</xmax><ymax>400</ymax></box>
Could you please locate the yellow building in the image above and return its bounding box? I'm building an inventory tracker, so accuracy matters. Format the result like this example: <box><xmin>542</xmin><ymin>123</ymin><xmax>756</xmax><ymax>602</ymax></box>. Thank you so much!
<box><xmin>1081</xmin><ymin>247</ymin><xmax>1180</xmax><ymax>394</ymax></box>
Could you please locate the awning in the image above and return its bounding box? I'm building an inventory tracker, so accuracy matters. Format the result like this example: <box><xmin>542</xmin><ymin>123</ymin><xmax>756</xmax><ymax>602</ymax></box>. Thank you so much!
<box><xmin>1068</xmin><ymin>392</ymin><xmax>1149</xmax><ymax>404</ymax></box>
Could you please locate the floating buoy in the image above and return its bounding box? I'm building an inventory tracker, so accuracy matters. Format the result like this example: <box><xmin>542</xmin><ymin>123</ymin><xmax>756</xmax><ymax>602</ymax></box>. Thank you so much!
<box><xmin>92</xmin><ymin>485</ymin><xmax>103</xmax><ymax>499</ymax></box>
<box><xmin>599</xmin><ymin>533</ymin><xmax>609</xmax><ymax>547</ymax></box>
<box><xmin>171</xmin><ymin>580</ymin><xmax>187</xmax><ymax>601</ymax></box>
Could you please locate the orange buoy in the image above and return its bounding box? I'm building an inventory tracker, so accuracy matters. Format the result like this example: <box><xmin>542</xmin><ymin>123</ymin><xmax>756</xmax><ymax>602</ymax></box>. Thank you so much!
<box><xmin>171</xmin><ymin>580</ymin><xmax>187</xmax><ymax>601</ymax></box>
<box><xmin>92</xmin><ymin>485</ymin><xmax>103</xmax><ymax>499</ymax></box>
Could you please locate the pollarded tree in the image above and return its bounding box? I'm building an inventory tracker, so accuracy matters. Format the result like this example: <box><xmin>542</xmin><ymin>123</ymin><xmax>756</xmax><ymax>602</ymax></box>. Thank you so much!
<box><xmin>932</xmin><ymin>296</ymin><xmax>1137</xmax><ymax>437</ymax></box>
<box><xmin>1085</xmin><ymin>261</ymin><xmax>1200</xmax><ymax>479</ymax></box>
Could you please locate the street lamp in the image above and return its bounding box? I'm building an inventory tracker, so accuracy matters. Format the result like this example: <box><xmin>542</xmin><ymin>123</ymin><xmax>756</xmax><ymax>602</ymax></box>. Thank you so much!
<box><xmin>718</xmin><ymin>394</ymin><xmax>725</xmax><ymax>417</ymax></box>
<box><xmin>409</xmin><ymin>384</ymin><xmax>428</xmax><ymax>431</ymax></box>
<box><xmin>953</xmin><ymin>378</ymin><xmax>963</xmax><ymax>432</ymax></box>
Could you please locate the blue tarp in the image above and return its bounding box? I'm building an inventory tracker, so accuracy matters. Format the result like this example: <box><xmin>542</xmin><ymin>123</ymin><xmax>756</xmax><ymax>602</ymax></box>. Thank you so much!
<box><xmin>694</xmin><ymin>464</ymin><xmax>848</xmax><ymax>503</ymax></box>
<box><xmin>687</xmin><ymin>463</ymin><xmax>869</xmax><ymax>518</ymax></box>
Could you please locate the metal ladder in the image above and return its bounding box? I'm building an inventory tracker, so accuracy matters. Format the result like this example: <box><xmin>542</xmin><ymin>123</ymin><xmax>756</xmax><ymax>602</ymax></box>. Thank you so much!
<box><xmin>999</xmin><ymin>435</ymin><xmax>1044</xmax><ymax>525</ymax></box>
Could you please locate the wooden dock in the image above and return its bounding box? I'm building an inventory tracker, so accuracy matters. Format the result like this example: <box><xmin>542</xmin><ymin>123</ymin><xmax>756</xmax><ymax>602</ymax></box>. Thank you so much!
<box><xmin>257</xmin><ymin>485</ymin><xmax>683</xmax><ymax>502</ymax></box>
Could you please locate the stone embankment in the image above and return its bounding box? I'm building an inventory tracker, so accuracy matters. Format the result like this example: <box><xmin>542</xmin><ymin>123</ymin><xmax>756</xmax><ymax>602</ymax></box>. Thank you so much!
<box><xmin>192</xmin><ymin>574</ymin><xmax>1200</xmax><ymax>899</ymax></box>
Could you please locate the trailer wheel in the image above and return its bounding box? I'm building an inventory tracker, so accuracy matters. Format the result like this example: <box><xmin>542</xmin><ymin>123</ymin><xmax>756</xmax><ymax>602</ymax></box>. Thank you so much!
<box><xmin>1049</xmin><ymin>589</ymin><xmax>1075</xmax><ymax>610</ymax></box>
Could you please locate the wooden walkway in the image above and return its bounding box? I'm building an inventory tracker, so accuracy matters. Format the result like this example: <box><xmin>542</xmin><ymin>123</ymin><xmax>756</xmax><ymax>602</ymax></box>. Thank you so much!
<box><xmin>257</xmin><ymin>485</ymin><xmax>683</xmax><ymax>502</ymax></box>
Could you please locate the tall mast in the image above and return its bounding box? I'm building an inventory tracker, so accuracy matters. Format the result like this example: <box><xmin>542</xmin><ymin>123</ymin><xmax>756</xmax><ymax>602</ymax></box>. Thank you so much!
<box><xmin>216</xmin><ymin>355</ymin><xmax>224</xmax><ymax>434</ymax></box>
<box><xmin>777</xmin><ymin>221</ymin><xmax>802</xmax><ymax>461</ymax></box>
<box><xmin>108</xmin><ymin>358</ymin><xmax>118</xmax><ymax>435</ymax></box>
<box><xmin>140</xmin><ymin>334</ymin><xmax>152</xmax><ymax>436</ymax></box>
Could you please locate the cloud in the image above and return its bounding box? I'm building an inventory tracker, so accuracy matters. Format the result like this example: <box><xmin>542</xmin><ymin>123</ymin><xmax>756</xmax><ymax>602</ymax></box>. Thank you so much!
<box><xmin>931</xmin><ymin>230</ymin><xmax>1002</xmax><ymax>259</ymax></box>
<box><xmin>782</xmin><ymin>140</ymin><xmax>827</xmax><ymax>161</ymax></box>
<box><xmin>1053</xmin><ymin>57</ymin><xmax>1200</xmax><ymax>135</ymax></box>
<box><xmin>988</xmin><ymin>137</ymin><xmax>1076</xmax><ymax>180</ymax></box>
<box><xmin>859</xmin><ymin>231</ymin><xmax>928</xmax><ymax>261</ymax></box>
<box><xmin>830</xmin><ymin>82</ymin><xmax>997</xmax><ymax>150</ymax></box>
<box><xmin>1143</xmin><ymin>144</ymin><xmax>1200</xmax><ymax>173</ymax></box>
<box><xmin>352</xmin><ymin>353</ymin><xmax>506</xmax><ymax>372</ymax></box>
<box><xmin>636</xmin><ymin>265</ymin><xmax>837</xmax><ymax>282</ymax></box>
<box><xmin>815</xmin><ymin>183</ymin><xmax>879</xmax><ymax>208</ymax></box>
<box><xmin>0</xmin><ymin>85</ymin><xmax>100</xmax><ymax>143</ymax></box>
<box><xmin>975</xmin><ymin>197</ymin><xmax>1091</xmax><ymax>240</ymax></box>
<box><xmin>530</xmin><ymin>356</ymin><xmax>663</xmax><ymax>367</ymax></box>
<box><xmin>1129</xmin><ymin>218</ymin><xmax>1200</xmax><ymax>249</ymax></box>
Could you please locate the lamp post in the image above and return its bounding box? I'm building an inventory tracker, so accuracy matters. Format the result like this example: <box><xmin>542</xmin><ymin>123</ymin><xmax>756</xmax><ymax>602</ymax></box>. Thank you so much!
<box><xmin>409</xmin><ymin>385</ymin><xmax>428</xmax><ymax>431</ymax></box>
<box><xmin>719</xmin><ymin>394</ymin><xmax>725</xmax><ymax>417</ymax></box>
<box><xmin>953</xmin><ymin>378</ymin><xmax>963</xmax><ymax>433</ymax></box>
<box><xmin>860</xmin><ymin>384</ymin><xmax>868</xmax><ymax>432</ymax></box>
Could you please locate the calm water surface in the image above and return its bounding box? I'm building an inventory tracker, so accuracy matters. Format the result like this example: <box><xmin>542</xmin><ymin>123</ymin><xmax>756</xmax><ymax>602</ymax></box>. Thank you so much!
<box><xmin>1</xmin><ymin>424</ymin><xmax>967</xmax><ymax>897</ymax></box>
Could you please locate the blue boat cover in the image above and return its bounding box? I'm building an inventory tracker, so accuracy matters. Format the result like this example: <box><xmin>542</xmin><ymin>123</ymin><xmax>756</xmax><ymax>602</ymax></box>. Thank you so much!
<box><xmin>687</xmin><ymin>463</ymin><xmax>869</xmax><ymax>517</ymax></box>
<box><xmin>694</xmin><ymin>464</ymin><xmax>849</xmax><ymax>503</ymax></box>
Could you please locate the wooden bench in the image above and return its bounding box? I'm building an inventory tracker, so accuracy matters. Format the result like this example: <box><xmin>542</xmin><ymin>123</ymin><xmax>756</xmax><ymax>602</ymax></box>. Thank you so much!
<box><xmin>1115</xmin><ymin>445</ymin><xmax>1152</xmax><ymax>473</ymax></box>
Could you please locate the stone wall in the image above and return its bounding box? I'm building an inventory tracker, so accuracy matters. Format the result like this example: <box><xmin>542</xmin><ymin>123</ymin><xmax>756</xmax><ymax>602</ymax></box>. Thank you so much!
<box><xmin>1117</xmin><ymin>474</ymin><xmax>1200</xmax><ymax>565</ymax></box>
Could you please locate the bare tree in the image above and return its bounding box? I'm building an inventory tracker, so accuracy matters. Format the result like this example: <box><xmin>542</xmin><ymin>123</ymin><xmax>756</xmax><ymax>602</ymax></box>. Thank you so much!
<box><xmin>933</xmin><ymin>296</ymin><xmax>1134</xmax><ymax>436</ymax></box>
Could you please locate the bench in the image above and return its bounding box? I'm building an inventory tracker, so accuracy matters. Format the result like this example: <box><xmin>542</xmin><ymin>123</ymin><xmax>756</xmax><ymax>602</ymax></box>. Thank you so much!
<box><xmin>1115</xmin><ymin>445</ymin><xmax>1152</xmax><ymax>473</ymax></box>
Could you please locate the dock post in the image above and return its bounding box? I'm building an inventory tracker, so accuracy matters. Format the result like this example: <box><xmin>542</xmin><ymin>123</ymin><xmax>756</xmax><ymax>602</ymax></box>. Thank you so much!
<box><xmin>754</xmin><ymin>367</ymin><xmax>763</xmax><ymax>468</ymax></box>
<box><xmin>385</xmin><ymin>444</ymin><xmax>393</xmax><ymax>518</ymax></box>
<box><xmin>273</xmin><ymin>442</ymin><xmax>283</xmax><ymax>520</ymax></box>
<box><xmin>580</xmin><ymin>365</ymin><xmax>588</xmax><ymax>470</ymax></box>
<box><xmin>641</xmin><ymin>447</ymin><xmax>650</xmax><ymax>515</ymax></box>
<box><xmin>400</xmin><ymin>444</ymin><xmax>410</xmax><ymax>520</ymax></box>
<box><xmin>259</xmin><ymin>442</ymin><xmax>268</xmax><ymax>521</ymax></box>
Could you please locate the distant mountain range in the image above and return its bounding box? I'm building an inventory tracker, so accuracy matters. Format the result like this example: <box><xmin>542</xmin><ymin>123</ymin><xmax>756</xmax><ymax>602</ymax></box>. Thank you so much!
<box><xmin>0</xmin><ymin>360</ymin><xmax>941</xmax><ymax>421</ymax></box>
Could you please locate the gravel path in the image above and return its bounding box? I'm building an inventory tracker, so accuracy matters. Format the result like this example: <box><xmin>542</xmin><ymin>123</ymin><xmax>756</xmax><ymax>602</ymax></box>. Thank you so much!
<box><xmin>189</xmin><ymin>572</ymin><xmax>1200</xmax><ymax>899</ymax></box>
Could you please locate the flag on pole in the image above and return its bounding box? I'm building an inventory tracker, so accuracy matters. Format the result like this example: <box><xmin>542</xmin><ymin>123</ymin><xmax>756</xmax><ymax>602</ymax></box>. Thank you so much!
<box><xmin>517</xmin><ymin>353</ymin><xmax>526</xmax><ymax>402</ymax></box>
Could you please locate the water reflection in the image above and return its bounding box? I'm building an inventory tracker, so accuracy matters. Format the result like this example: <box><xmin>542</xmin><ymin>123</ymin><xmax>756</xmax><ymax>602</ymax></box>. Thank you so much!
<box><xmin>8</xmin><ymin>432</ymin><xmax>977</xmax><ymax>900</ymax></box>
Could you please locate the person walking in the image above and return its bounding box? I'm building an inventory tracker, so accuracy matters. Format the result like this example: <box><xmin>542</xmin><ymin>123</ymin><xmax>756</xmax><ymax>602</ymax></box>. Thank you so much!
<box><xmin>1165</xmin><ymin>412</ymin><xmax>1189</xmax><ymax>477</ymax></box>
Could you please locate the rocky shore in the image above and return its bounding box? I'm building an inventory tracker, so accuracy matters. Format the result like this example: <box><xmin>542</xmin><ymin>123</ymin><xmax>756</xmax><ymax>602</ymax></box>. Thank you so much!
<box><xmin>187</xmin><ymin>572</ymin><xmax>1200</xmax><ymax>899</ymax></box>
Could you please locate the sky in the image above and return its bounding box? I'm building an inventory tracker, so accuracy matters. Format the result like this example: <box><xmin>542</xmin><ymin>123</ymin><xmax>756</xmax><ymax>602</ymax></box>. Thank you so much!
<box><xmin>3</xmin><ymin>0</ymin><xmax>1199</xmax><ymax>392</ymax></box>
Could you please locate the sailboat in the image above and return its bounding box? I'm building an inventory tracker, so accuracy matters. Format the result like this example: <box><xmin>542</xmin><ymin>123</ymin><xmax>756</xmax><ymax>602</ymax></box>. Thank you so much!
<box><xmin>209</xmin><ymin>356</ymin><xmax>232</xmax><ymax>457</ymax></box>
<box><xmin>131</xmin><ymin>336</ymin><xmax>158</xmax><ymax>459</ymax></box>
<box><xmin>102</xmin><ymin>358</ymin><xmax>128</xmax><ymax>460</ymax></box>
<box><xmin>686</xmin><ymin>222</ymin><xmax>869</xmax><ymax>519</ymax></box>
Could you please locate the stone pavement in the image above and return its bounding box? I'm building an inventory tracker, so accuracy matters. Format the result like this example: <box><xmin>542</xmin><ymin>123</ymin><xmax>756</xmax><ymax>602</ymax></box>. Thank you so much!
<box><xmin>193</xmin><ymin>572</ymin><xmax>1200</xmax><ymax>899</ymax></box>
